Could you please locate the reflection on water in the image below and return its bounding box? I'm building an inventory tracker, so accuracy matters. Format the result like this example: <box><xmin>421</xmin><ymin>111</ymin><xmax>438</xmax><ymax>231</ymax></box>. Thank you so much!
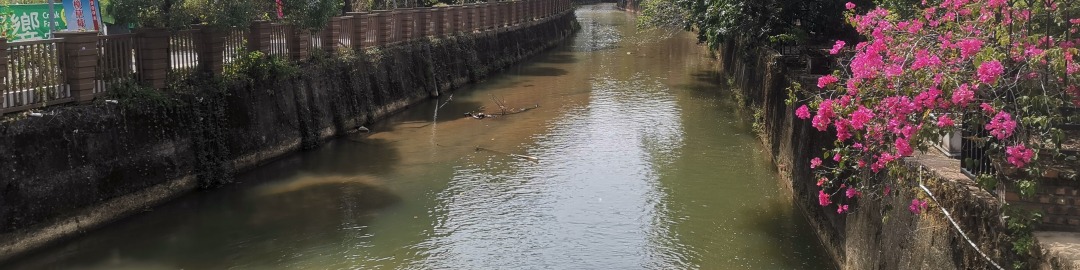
<box><xmin>7</xmin><ymin>4</ymin><xmax>832</xmax><ymax>269</ymax></box>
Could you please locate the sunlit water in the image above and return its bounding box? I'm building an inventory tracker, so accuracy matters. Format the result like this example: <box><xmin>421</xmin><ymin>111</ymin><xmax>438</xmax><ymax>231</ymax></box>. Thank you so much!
<box><xmin>7</xmin><ymin>4</ymin><xmax>832</xmax><ymax>269</ymax></box>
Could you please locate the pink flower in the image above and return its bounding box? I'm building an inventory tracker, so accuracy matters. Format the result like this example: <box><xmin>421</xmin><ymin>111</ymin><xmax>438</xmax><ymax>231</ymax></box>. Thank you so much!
<box><xmin>819</xmin><ymin>190</ymin><xmax>832</xmax><ymax>206</ymax></box>
<box><xmin>837</xmin><ymin>204</ymin><xmax>850</xmax><ymax>214</ymax></box>
<box><xmin>835</xmin><ymin>120</ymin><xmax>852</xmax><ymax>141</ymax></box>
<box><xmin>980</xmin><ymin>103</ymin><xmax>996</xmax><ymax>114</ymax></box>
<box><xmin>985</xmin><ymin>111</ymin><xmax>1017</xmax><ymax>140</ymax></box>
<box><xmin>977</xmin><ymin>60</ymin><xmax>1004</xmax><ymax>85</ymax></box>
<box><xmin>911</xmin><ymin>49</ymin><xmax>942</xmax><ymax>70</ymax></box>
<box><xmin>812</xmin><ymin>100</ymin><xmax>835</xmax><ymax>131</ymax></box>
<box><xmin>845</xmin><ymin>2</ymin><xmax>855</xmax><ymax>10</ymax></box>
<box><xmin>951</xmin><ymin>84</ymin><xmax>974</xmax><ymax>106</ymax></box>
<box><xmin>796</xmin><ymin>105</ymin><xmax>811</xmax><ymax>119</ymax></box>
<box><xmin>883</xmin><ymin>185</ymin><xmax>891</xmax><ymax>196</ymax></box>
<box><xmin>895</xmin><ymin>138</ymin><xmax>914</xmax><ymax>156</ymax></box>
<box><xmin>846</xmin><ymin>187</ymin><xmax>860</xmax><ymax>198</ymax></box>
<box><xmin>830</xmin><ymin>40</ymin><xmax>846</xmax><ymax>55</ymax></box>
<box><xmin>833</xmin><ymin>153</ymin><xmax>843</xmax><ymax>162</ymax></box>
<box><xmin>1006</xmin><ymin>144</ymin><xmax>1035</xmax><ymax>168</ymax></box>
<box><xmin>987</xmin><ymin>0</ymin><xmax>1006</xmax><ymax>8</ymax></box>
<box><xmin>817</xmin><ymin>75</ymin><xmax>839</xmax><ymax>88</ymax></box>
<box><xmin>817</xmin><ymin>177</ymin><xmax>828</xmax><ymax>186</ymax></box>
<box><xmin>813</xmin><ymin>114</ymin><xmax>832</xmax><ymax>131</ymax></box>
<box><xmin>955</xmin><ymin>38</ymin><xmax>983</xmax><ymax>59</ymax></box>
<box><xmin>909</xmin><ymin>199</ymin><xmax>928</xmax><ymax>215</ymax></box>
<box><xmin>936</xmin><ymin>114</ymin><xmax>955</xmax><ymax>127</ymax></box>
<box><xmin>811</xmin><ymin>157</ymin><xmax>823</xmax><ymax>169</ymax></box>
<box><xmin>849</xmin><ymin>106</ymin><xmax>874</xmax><ymax>129</ymax></box>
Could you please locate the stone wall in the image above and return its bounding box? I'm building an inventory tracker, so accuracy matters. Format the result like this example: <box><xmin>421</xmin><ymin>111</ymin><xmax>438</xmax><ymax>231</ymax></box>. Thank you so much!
<box><xmin>0</xmin><ymin>11</ymin><xmax>578</xmax><ymax>262</ymax></box>
<box><xmin>715</xmin><ymin>41</ymin><xmax>1033</xmax><ymax>269</ymax></box>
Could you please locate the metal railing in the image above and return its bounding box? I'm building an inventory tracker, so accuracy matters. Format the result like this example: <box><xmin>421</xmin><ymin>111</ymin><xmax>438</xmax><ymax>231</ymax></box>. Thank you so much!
<box><xmin>1</xmin><ymin>0</ymin><xmax>574</xmax><ymax>115</ymax></box>
<box><xmin>4</xmin><ymin>38</ymin><xmax>68</xmax><ymax>111</ymax></box>
<box><xmin>223</xmin><ymin>28</ymin><xmax>247</xmax><ymax>64</ymax></box>
<box><xmin>169</xmin><ymin>29</ymin><xmax>200</xmax><ymax>79</ymax></box>
<box><xmin>338</xmin><ymin>17</ymin><xmax>355</xmax><ymax>49</ymax></box>
<box><xmin>267</xmin><ymin>23</ymin><xmax>290</xmax><ymax>57</ymax></box>
<box><xmin>960</xmin><ymin>113</ymin><xmax>995</xmax><ymax>178</ymax></box>
<box><xmin>95</xmin><ymin>33</ymin><xmax>138</xmax><ymax>94</ymax></box>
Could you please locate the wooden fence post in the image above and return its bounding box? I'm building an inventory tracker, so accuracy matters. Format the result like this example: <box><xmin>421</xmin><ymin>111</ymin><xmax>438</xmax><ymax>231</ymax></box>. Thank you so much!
<box><xmin>432</xmin><ymin>8</ymin><xmax>444</xmax><ymax>36</ymax></box>
<box><xmin>325</xmin><ymin>17</ymin><xmax>341</xmax><ymax>52</ymax></box>
<box><xmin>452</xmin><ymin>6</ymin><xmax>463</xmax><ymax>33</ymax></box>
<box><xmin>480</xmin><ymin>3</ymin><xmax>490</xmax><ymax>30</ymax></box>
<box><xmin>54</xmin><ymin>31</ymin><xmax>100</xmax><ymax>103</ymax></box>
<box><xmin>513</xmin><ymin>1</ymin><xmax>520</xmax><ymax>25</ymax></box>
<box><xmin>527</xmin><ymin>0</ymin><xmax>535</xmax><ymax>21</ymax></box>
<box><xmin>376</xmin><ymin>11</ymin><xmax>391</xmax><ymax>46</ymax></box>
<box><xmin>197</xmin><ymin>26</ymin><xmax>227</xmax><ymax>75</ymax></box>
<box><xmin>402</xmin><ymin>9</ymin><xmax>416</xmax><ymax>41</ymax></box>
<box><xmin>346</xmin><ymin>12</ymin><xmax>368</xmax><ymax>48</ymax></box>
<box><xmin>287</xmin><ymin>25</ymin><xmax>311</xmax><ymax>61</ymax></box>
<box><xmin>248</xmin><ymin>20</ymin><xmax>273</xmax><ymax>53</ymax></box>
<box><xmin>135</xmin><ymin>29</ymin><xmax>169</xmax><ymax>89</ymax></box>
<box><xmin>1</xmin><ymin>38</ymin><xmax>8</xmax><ymax>113</ymax></box>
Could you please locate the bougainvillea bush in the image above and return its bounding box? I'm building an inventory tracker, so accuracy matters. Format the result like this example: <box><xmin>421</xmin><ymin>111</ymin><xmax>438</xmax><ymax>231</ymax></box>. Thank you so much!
<box><xmin>799</xmin><ymin>0</ymin><xmax>1080</xmax><ymax>215</ymax></box>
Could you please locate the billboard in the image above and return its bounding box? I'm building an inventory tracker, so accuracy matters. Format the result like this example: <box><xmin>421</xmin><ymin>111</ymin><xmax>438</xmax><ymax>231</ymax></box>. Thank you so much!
<box><xmin>0</xmin><ymin>4</ymin><xmax>67</xmax><ymax>41</ymax></box>
<box><xmin>62</xmin><ymin>0</ymin><xmax>101</xmax><ymax>31</ymax></box>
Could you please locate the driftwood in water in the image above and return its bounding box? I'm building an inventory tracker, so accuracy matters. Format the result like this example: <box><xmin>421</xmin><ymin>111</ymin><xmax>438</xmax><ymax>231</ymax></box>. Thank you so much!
<box><xmin>464</xmin><ymin>95</ymin><xmax>539</xmax><ymax>119</ymax></box>
<box><xmin>475</xmin><ymin>146</ymin><xmax>540</xmax><ymax>162</ymax></box>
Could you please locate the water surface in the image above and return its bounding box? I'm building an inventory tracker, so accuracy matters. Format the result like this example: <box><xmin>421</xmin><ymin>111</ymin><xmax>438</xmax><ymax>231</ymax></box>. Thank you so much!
<box><xmin>8</xmin><ymin>4</ymin><xmax>832</xmax><ymax>269</ymax></box>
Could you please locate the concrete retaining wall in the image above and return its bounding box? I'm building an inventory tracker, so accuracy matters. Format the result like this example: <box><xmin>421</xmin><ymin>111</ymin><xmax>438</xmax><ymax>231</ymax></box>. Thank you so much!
<box><xmin>0</xmin><ymin>11</ymin><xmax>578</xmax><ymax>262</ymax></box>
<box><xmin>715</xmin><ymin>41</ymin><xmax>1033</xmax><ymax>269</ymax></box>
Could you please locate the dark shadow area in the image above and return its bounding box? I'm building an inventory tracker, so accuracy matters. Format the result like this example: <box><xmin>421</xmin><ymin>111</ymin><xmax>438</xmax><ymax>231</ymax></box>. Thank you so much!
<box><xmin>513</xmin><ymin>66</ymin><xmax>570</xmax><ymax>77</ymax></box>
<box><xmin>373</xmin><ymin>98</ymin><xmax>487</xmax><ymax>126</ymax></box>
<box><xmin>7</xmin><ymin>163</ymin><xmax>398</xmax><ymax>269</ymax></box>
<box><xmin>286</xmin><ymin>138</ymin><xmax>403</xmax><ymax>176</ymax></box>
<box><xmin>740</xmin><ymin>199</ymin><xmax>837</xmax><ymax>270</ymax></box>
<box><xmin>536</xmin><ymin>53</ymin><xmax>579</xmax><ymax>64</ymax></box>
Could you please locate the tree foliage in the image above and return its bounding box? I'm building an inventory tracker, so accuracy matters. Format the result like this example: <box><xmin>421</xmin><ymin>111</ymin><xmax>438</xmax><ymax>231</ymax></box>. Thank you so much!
<box><xmin>279</xmin><ymin>0</ymin><xmax>341</xmax><ymax>30</ymax></box>
<box><xmin>107</xmin><ymin>0</ymin><xmax>342</xmax><ymax>30</ymax></box>
<box><xmin>638</xmin><ymin>0</ymin><xmax>862</xmax><ymax>50</ymax></box>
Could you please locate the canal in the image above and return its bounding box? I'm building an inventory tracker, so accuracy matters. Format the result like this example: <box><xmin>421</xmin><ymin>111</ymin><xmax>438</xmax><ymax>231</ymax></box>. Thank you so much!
<box><xmin>8</xmin><ymin>4</ymin><xmax>832</xmax><ymax>269</ymax></box>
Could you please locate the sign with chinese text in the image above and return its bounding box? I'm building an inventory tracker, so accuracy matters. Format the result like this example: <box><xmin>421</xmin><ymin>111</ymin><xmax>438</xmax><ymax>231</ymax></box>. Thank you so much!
<box><xmin>62</xmin><ymin>0</ymin><xmax>101</xmax><ymax>31</ymax></box>
<box><xmin>0</xmin><ymin>4</ymin><xmax>67</xmax><ymax>41</ymax></box>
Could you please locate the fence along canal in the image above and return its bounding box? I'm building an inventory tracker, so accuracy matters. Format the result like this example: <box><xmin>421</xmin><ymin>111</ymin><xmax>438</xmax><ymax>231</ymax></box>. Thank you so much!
<box><xmin>0</xmin><ymin>0</ymin><xmax>572</xmax><ymax>115</ymax></box>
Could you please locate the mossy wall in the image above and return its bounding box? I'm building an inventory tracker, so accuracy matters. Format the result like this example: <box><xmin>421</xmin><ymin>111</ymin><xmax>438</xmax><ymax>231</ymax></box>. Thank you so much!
<box><xmin>0</xmin><ymin>11</ymin><xmax>578</xmax><ymax>261</ymax></box>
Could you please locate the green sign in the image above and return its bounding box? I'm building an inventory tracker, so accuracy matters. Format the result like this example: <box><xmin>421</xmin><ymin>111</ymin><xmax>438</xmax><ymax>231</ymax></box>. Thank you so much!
<box><xmin>1</xmin><ymin>4</ymin><xmax>67</xmax><ymax>41</ymax></box>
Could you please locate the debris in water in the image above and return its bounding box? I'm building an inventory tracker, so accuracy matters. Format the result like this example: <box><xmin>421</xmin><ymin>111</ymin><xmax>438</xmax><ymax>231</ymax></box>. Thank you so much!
<box><xmin>475</xmin><ymin>146</ymin><xmax>540</xmax><ymax>162</ymax></box>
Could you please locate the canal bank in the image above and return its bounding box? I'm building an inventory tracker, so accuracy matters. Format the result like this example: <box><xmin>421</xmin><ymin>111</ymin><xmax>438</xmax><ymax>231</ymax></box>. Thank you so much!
<box><xmin>6</xmin><ymin>5</ymin><xmax>833</xmax><ymax>268</ymax></box>
<box><xmin>713</xmin><ymin>39</ymin><xmax>1043</xmax><ymax>268</ymax></box>
<box><xmin>0</xmin><ymin>11</ymin><xmax>578</xmax><ymax>262</ymax></box>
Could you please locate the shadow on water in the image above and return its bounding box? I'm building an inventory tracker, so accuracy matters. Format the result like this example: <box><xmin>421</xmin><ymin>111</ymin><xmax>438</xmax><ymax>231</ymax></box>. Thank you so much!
<box><xmin>673</xmin><ymin>71</ymin><xmax>732</xmax><ymax>101</ymax></box>
<box><xmin>290</xmin><ymin>138</ymin><xmax>403</xmax><ymax>176</ymax></box>
<box><xmin>513</xmin><ymin>66</ymin><xmax>570</xmax><ymax>77</ymax></box>
<box><xmin>369</xmin><ymin>98</ymin><xmax>486</xmax><ymax>128</ymax></box>
<box><xmin>739</xmin><ymin>198</ymin><xmax>836</xmax><ymax>269</ymax></box>
<box><xmin>535</xmin><ymin>53</ymin><xmax>579</xmax><ymax>64</ymax></box>
<box><xmin>9</xmin><ymin>169</ymin><xmax>399</xmax><ymax>269</ymax></box>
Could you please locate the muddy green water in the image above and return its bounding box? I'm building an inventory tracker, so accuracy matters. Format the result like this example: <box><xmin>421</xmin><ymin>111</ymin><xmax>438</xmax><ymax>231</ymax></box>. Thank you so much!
<box><xmin>7</xmin><ymin>4</ymin><xmax>832</xmax><ymax>269</ymax></box>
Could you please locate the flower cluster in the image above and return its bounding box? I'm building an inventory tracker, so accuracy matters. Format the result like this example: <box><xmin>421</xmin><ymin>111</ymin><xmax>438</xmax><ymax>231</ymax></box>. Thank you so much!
<box><xmin>801</xmin><ymin>0</ymin><xmax>1080</xmax><ymax>215</ymax></box>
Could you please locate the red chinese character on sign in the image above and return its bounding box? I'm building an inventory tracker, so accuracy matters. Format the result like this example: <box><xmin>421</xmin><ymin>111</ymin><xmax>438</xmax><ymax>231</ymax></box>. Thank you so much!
<box><xmin>73</xmin><ymin>0</ymin><xmax>85</xmax><ymax>28</ymax></box>
<box><xmin>87</xmin><ymin>0</ymin><xmax>99</xmax><ymax>30</ymax></box>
